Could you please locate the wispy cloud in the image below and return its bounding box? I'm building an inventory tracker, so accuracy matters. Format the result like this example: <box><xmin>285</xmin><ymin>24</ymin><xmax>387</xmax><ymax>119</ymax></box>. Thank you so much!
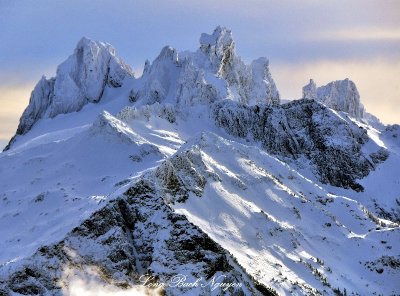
<box><xmin>61</xmin><ymin>265</ymin><xmax>162</xmax><ymax>296</ymax></box>
<box><xmin>309</xmin><ymin>27</ymin><xmax>400</xmax><ymax>41</ymax></box>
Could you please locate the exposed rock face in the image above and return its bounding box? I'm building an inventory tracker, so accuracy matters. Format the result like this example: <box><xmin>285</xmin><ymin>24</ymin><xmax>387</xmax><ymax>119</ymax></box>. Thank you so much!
<box><xmin>9</xmin><ymin>38</ymin><xmax>133</xmax><ymax>139</ymax></box>
<box><xmin>303</xmin><ymin>78</ymin><xmax>364</xmax><ymax>119</ymax></box>
<box><xmin>0</xmin><ymin>170</ymin><xmax>274</xmax><ymax>296</ymax></box>
<box><xmin>154</xmin><ymin>147</ymin><xmax>219</xmax><ymax>202</ymax></box>
<box><xmin>212</xmin><ymin>98</ymin><xmax>376</xmax><ymax>191</ymax></box>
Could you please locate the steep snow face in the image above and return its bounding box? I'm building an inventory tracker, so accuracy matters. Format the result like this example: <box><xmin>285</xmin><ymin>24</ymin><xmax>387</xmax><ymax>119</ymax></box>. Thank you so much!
<box><xmin>0</xmin><ymin>111</ymin><xmax>170</xmax><ymax>268</ymax></box>
<box><xmin>362</xmin><ymin>111</ymin><xmax>385</xmax><ymax>131</ymax></box>
<box><xmin>91</xmin><ymin>111</ymin><xmax>151</xmax><ymax>146</ymax></box>
<box><xmin>1</xmin><ymin>100</ymin><xmax>398</xmax><ymax>295</ymax></box>
<box><xmin>303</xmin><ymin>78</ymin><xmax>364</xmax><ymax>119</ymax></box>
<box><xmin>10</xmin><ymin>37</ymin><xmax>133</xmax><ymax>140</ymax></box>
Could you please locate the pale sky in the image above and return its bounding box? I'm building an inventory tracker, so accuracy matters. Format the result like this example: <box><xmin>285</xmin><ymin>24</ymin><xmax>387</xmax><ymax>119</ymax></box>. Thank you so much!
<box><xmin>0</xmin><ymin>0</ymin><xmax>399</xmax><ymax>149</ymax></box>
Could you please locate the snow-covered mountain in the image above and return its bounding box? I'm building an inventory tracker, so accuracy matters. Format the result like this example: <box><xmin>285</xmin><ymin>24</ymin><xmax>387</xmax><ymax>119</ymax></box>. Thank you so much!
<box><xmin>1</xmin><ymin>26</ymin><xmax>399</xmax><ymax>296</ymax></box>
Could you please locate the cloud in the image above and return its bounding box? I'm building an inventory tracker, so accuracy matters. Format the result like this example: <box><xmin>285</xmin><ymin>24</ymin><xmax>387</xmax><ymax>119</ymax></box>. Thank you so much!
<box><xmin>309</xmin><ymin>27</ymin><xmax>400</xmax><ymax>41</ymax></box>
<box><xmin>271</xmin><ymin>58</ymin><xmax>400</xmax><ymax>124</ymax></box>
<box><xmin>66</xmin><ymin>277</ymin><xmax>158</xmax><ymax>296</ymax></box>
<box><xmin>61</xmin><ymin>265</ymin><xmax>162</xmax><ymax>296</ymax></box>
<box><xmin>1</xmin><ymin>0</ymin><xmax>399</xmax><ymax>72</ymax></box>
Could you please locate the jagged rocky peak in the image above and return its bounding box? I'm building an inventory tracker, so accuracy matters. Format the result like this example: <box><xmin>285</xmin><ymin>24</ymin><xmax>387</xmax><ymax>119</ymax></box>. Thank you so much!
<box><xmin>62</xmin><ymin>36</ymin><xmax>133</xmax><ymax>90</ymax></box>
<box><xmin>9</xmin><ymin>37</ymin><xmax>132</xmax><ymax>138</ymax></box>
<box><xmin>302</xmin><ymin>79</ymin><xmax>317</xmax><ymax>101</ymax></box>
<box><xmin>131</xmin><ymin>26</ymin><xmax>280</xmax><ymax>107</ymax></box>
<box><xmin>199</xmin><ymin>26</ymin><xmax>235</xmax><ymax>74</ymax></box>
<box><xmin>132</xmin><ymin>46</ymin><xmax>181</xmax><ymax>105</ymax></box>
<box><xmin>198</xmin><ymin>26</ymin><xmax>279</xmax><ymax>105</ymax></box>
<box><xmin>249</xmin><ymin>57</ymin><xmax>280</xmax><ymax>105</ymax></box>
<box><xmin>7</xmin><ymin>26</ymin><xmax>280</xmax><ymax>151</ymax></box>
<box><xmin>303</xmin><ymin>78</ymin><xmax>364</xmax><ymax>119</ymax></box>
<box><xmin>51</xmin><ymin>37</ymin><xmax>133</xmax><ymax>108</ymax></box>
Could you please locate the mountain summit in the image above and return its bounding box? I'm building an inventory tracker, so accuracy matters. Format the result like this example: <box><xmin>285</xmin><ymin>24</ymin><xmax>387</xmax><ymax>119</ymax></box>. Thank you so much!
<box><xmin>302</xmin><ymin>78</ymin><xmax>364</xmax><ymax>119</ymax></box>
<box><xmin>17</xmin><ymin>38</ymin><xmax>132</xmax><ymax>135</ymax></box>
<box><xmin>5</xmin><ymin>27</ymin><xmax>280</xmax><ymax>151</ymax></box>
<box><xmin>1</xmin><ymin>27</ymin><xmax>399</xmax><ymax>296</ymax></box>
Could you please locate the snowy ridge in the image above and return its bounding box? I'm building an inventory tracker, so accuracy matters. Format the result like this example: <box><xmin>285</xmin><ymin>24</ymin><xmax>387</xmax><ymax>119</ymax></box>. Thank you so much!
<box><xmin>129</xmin><ymin>26</ymin><xmax>279</xmax><ymax>109</ymax></box>
<box><xmin>6</xmin><ymin>26</ymin><xmax>279</xmax><ymax>152</ymax></box>
<box><xmin>0</xmin><ymin>26</ymin><xmax>399</xmax><ymax>295</ymax></box>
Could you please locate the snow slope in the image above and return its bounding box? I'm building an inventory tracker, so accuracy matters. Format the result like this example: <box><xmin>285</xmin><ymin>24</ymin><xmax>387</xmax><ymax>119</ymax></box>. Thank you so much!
<box><xmin>171</xmin><ymin>132</ymin><xmax>399</xmax><ymax>295</ymax></box>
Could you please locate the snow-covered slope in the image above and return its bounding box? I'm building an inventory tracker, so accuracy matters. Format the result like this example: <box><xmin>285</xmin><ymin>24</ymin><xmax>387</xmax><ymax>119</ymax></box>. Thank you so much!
<box><xmin>0</xmin><ymin>27</ymin><xmax>399</xmax><ymax>296</ymax></box>
<box><xmin>171</xmin><ymin>132</ymin><xmax>399</xmax><ymax>295</ymax></box>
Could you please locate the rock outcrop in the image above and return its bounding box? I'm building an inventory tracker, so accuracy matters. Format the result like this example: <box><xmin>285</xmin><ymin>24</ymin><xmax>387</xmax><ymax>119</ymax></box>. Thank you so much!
<box><xmin>212</xmin><ymin>98</ymin><xmax>379</xmax><ymax>191</ymax></box>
